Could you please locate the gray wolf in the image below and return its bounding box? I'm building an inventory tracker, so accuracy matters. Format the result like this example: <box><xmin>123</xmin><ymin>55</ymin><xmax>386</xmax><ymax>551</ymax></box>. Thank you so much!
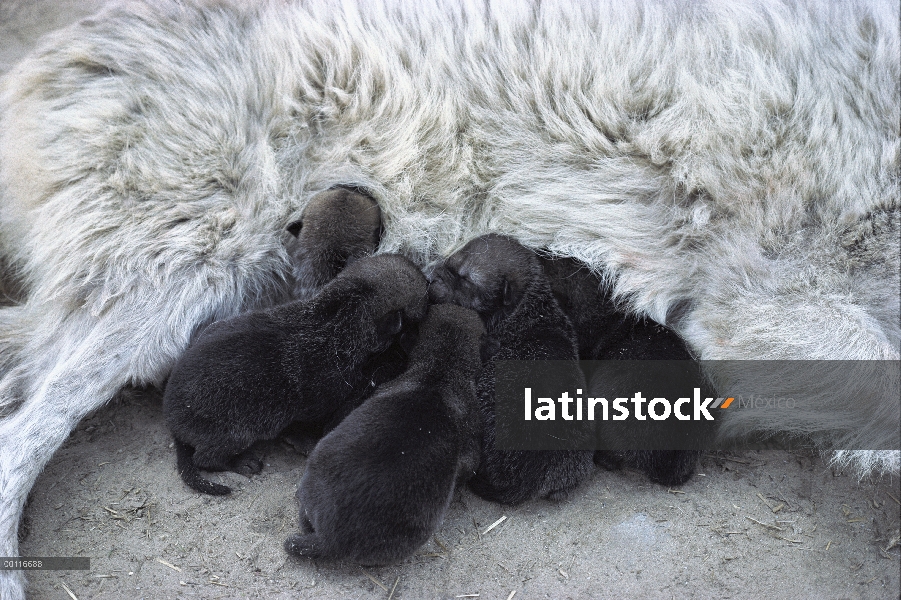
<box><xmin>0</xmin><ymin>1</ymin><xmax>897</xmax><ymax>596</ymax></box>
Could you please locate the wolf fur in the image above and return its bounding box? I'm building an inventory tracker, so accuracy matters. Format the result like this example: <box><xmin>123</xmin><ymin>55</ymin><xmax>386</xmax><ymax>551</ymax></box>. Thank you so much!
<box><xmin>164</xmin><ymin>253</ymin><xmax>428</xmax><ymax>495</ymax></box>
<box><xmin>430</xmin><ymin>234</ymin><xmax>596</xmax><ymax>504</ymax></box>
<box><xmin>0</xmin><ymin>0</ymin><xmax>898</xmax><ymax>596</ymax></box>
<box><xmin>286</xmin><ymin>303</ymin><xmax>484</xmax><ymax>565</ymax></box>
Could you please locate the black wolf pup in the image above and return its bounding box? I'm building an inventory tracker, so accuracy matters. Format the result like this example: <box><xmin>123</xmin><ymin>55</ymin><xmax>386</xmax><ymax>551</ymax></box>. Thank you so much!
<box><xmin>540</xmin><ymin>256</ymin><xmax>710</xmax><ymax>486</ymax></box>
<box><xmin>429</xmin><ymin>234</ymin><xmax>595</xmax><ymax>505</ymax></box>
<box><xmin>164</xmin><ymin>254</ymin><xmax>428</xmax><ymax>495</ymax></box>
<box><xmin>286</xmin><ymin>304</ymin><xmax>485</xmax><ymax>564</ymax></box>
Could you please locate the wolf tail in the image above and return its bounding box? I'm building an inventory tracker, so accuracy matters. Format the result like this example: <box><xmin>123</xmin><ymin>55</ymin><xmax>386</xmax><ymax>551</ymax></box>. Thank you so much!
<box><xmin>0</xmin><ymin>306</ymin><xmax>32</xmax><ymax>418</ymax></box>
<box><xmin>0</xmin><ymin>306</ymin><xmax>26</xmax><ymax>372</ymax></box>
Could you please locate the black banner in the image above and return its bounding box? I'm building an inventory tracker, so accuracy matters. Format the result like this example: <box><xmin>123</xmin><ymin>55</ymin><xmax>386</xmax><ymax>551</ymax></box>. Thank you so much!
<box><xmin>493</xmin><ymin>360</ymin><xmax>901</xmax><ymax>451</ymax></box>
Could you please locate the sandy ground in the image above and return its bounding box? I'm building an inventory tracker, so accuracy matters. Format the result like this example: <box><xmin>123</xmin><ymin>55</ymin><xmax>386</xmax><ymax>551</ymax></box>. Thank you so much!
<box><xmin>3</xmin><ymin>2</ymin><xmax>901</xmax><ymax>599</ymax></box>
<box><xmin>15</xmin><ymin>387</ymin><xmax>901</xmax><ymax>600</ymax></box>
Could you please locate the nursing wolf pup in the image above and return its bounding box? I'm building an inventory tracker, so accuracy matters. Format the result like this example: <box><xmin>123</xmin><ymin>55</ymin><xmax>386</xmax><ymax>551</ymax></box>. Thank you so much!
<box><xmin>429</xmin><ymin>234</ymin><xmax>595</xmax><ymax>504</ymax></box>
<box><xmin>286</xmin><ymin>304</ymin><xmax>485</xmax><ymax>565</ymax></box>
<box><xmin>587</xmin><ymin>320</ymin><xmax>713</xmax><ymax>487</ymax></box>
<box><xmin>280</xmin><ymin>184</ymin><xmax>397</xmax><ymax>448</ymax></box>
<box><xmin>286</xmin><ymin>186</ymin><xmax>382</xmax><ymax>301</ymax></box>
<box><xmin>1</xmin><ymin>1</ymin><xmax>898</xmax><ymax>596</ymax></box>
<box><xmin>165</xmin><ymin>254</ymin><xmax>428</xmax><ymax>495</ymax></box>
<box><xmin>540</xmin><ymin>256</ymin><xmax>710</xmax><ymax>486</ymax></box>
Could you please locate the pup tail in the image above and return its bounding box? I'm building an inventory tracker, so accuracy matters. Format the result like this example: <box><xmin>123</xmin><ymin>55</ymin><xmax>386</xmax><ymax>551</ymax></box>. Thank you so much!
<box><xmin>174</xmin><ymin>439</ymin><xmax>231</xmax><ymax>496</ymax></box>
<box><xmin>284</xmin><ymin>533</ymin><xmax>327</xmax><ymax>559</ymax></box>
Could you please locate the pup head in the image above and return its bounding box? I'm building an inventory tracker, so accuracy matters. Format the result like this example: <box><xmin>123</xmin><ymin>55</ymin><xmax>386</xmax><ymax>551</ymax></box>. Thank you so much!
<box><xmin>286</xmin><ymin>187</ymin><xmax>382</xmax><ymax>300</ymax></box>
<box><xmin>338</xmin><ymin>253</ymin><xmax>430</xmax><ymax>352</ymax></box>
<box><xmin>427</xmin><ymin>234</ymin><xmax>539</xmax><ymax>324</ymax></box>
<box><xmin>411</xmin><ymin>303</ymin><xmax>489</xmax><ymax>369</ymax></box>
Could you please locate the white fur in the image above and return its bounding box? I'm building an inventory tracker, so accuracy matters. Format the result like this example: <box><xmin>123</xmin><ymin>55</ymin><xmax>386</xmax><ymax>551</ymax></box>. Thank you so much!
<box><xmin>0</xmin><ymin>0</ymin><xmax>898</xmax><ymax>597</ymax></box>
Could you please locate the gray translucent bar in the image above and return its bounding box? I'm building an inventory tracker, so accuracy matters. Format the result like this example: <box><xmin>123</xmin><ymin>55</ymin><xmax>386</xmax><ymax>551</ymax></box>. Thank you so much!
<box><xmin>493</xmin><ymin>360</ymin><xmax>901</xmax><ymax>451</ymax></box>
<box><xmin>0</xmin><ymin>557</ymin><xmax>90</xmax><ymax>570</ymax></box>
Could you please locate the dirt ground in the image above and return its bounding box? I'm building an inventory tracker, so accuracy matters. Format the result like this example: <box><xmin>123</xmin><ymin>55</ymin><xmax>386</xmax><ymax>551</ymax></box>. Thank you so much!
<box><xmin>3</xmin><ymin>2</ymin><xmax>901</xmax><ymax>599</ymax></box>
<box><xmin>15</xmin><ymin>387</ymin><xmax>901</xmax><ymax>600</ymax></box>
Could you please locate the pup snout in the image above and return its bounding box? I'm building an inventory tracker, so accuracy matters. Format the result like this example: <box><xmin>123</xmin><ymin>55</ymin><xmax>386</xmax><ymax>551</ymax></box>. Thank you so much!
<box><xmin>427</xmin><ymin>275</ymin><xmax>452</xmax><ymax>304</ymax></box>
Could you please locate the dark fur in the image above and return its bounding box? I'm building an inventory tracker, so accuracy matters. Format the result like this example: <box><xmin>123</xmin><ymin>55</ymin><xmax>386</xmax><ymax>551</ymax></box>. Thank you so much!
<box><xmin>540</xmin><ymin>256</ymin><xmax>708</xmax><ymax>486</ymax></box>
<box><xmin>164</xmin><ymin>254</ymin><xmax>428</xmax><ymax>495</ymax></box>
<box><xmin>320</xmin><ymin>326</ymin><xmax>418</xmax><ymax>434</ymax></box>
<box><xmin>286</xmin><ymin>187</ymin><xmax>382</xmax><ymax>300</ymax></box>
<box><xmin>430</xmin><ymin>234</ymin><xmax>595</xmax><ymax>505</ymax></box>
<box><xmin>285</xmin><ymin>304</ymin><xmax>484</xmax><ymax>565</ymax></box>
<box><xmin>538</xmin><ymin>256</ymin><xmax>631</xmax><ymax>360</ymax></box>
<box><xmin>282</xmin><ymin>191</ymin><xmax>399</xmax><ymax>449</ymax></box>
<box><xmin>271</xmin><ymin>334</ymin><xmax>416</xmax><ymax>456</ymax></box>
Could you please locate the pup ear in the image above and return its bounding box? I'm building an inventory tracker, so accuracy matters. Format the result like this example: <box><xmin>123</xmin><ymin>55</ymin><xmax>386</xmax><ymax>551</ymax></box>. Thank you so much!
<box><xmin>480</xmin><ymin>334</ymin><xmax>501</xmax><ymax>364</ymax></box>
<box><xmin>377</xmin><ymin>309</ymin><xmax>404</xmax><ymax>339</ymax></box>
<box><xmin>374</xmin><ymin>222</ymin><xmax>384</xmax><ymax>250</ymax></box>
<box><xmin>343</xmin><ymin>253</ymin><xmax>365</xmax><ymax>270</ymax></box>
<box><xmin>502</xmin><ymin>278</ymin><xmax>513</xmax><ymax>306</ymax></box>
<box><xmin>286</xmin><ymin>220</ymin><xmax>303</xmax><ymax>237</ymax></box>
<box><xmin>397</xmin><ymin>322</ymin><xmax>420</xmax><ymax>354</ymax></box>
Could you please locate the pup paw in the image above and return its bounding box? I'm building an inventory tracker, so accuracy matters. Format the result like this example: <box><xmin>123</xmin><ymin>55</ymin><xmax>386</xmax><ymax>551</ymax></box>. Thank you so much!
<box><xmin>593</xmin><ymin>450</ymin><xmax>624</xmax><ymax>471</ymax></box>
<box><xmin>232</xmin><ymin>452</ymin><xmax>264</xmax><ymax>475</ymax></box>
<box><xmin>545</xmin><ymin>487</ymin><xmax>572</xmax><ymax>502</ymax></box>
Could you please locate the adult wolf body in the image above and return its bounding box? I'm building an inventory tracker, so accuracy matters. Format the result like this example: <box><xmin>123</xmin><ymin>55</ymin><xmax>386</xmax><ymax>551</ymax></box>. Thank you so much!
<box><xmin>0</xmin><ymin>0</ymin><xmax>898</xmax><ymax>596</ymax></box>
